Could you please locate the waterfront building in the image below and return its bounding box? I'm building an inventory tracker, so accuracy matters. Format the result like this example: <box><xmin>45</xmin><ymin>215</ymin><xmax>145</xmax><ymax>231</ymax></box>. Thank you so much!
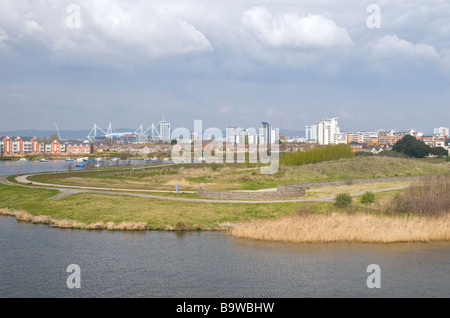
<box><xmin>316</xmin><ymin>118</ymin><xmax>340</xmax><ymax>145</ymax></box>
<box><xmin>159</xmin><ymin>120</ymin><xmax>171</xmax><ymax>141</ymax></box>
<box><xmin>0</xmin><ymin>136</ymin><xmax>91</xmax><ymax>156</ymax></box>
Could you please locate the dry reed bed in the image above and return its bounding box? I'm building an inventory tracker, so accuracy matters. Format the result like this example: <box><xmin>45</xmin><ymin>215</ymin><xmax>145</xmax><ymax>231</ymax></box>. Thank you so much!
<box><xmin>0</xmin><ymin>208</ymin><xmax>147</xmax><ymax>230</ymax></box>
<box><xmin>232</xmin><ymin>175</ymin><xmax>450</xmax><ymax>243</ymax></box>
<box><xmin>231</xmin><ymin>213</ymin><xmax>450</xmax><ymax>243</ymax></box>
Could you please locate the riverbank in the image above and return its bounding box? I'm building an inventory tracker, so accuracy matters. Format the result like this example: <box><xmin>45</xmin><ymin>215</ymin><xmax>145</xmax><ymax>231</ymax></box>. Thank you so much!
<box><xmin>0</xmin><ymin>208</ymin><xmax>148</xmax><ymax>230</ymax></box>
<box><xmin>2</xmin><ymin>206</ymin><xmax>450</xmax><ymax>243</ymax></box>
<box><xmin>231</xmin><ymin>213</ymin><xmax>450</xmax><ymax>243</ymax></box>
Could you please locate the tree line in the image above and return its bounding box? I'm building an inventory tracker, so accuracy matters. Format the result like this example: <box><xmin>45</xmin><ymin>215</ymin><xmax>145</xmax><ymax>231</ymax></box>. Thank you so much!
<box><xmin>280</xmin><ymin>144</ymin><xmax>355</xmax><ymax>166</ymax></box>
<box><xmin>392</xmin><ymin>135</ymin><xmax>448</xmax><ymax>158</ymax></box>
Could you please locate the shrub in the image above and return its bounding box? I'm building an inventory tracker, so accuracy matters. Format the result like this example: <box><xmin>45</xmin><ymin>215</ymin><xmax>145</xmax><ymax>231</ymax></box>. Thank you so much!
<box><xmin>385</xmin><ymin>176</ymin><xmax>450</xmax><ymax>217</ymax></box>
<box><xmin>334</xmin><ymin>193</ymin><xmax>352</xmax><ymax>208</ymax></box>
<box><xmin>361</xmin><ymin>191</ymin><xmax>375</xmax><ymax>204</ymax></box>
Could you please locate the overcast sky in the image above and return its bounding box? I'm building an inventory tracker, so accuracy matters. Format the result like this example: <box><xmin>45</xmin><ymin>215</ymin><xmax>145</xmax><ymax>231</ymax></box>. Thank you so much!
<box><xmin>0</xmin><ymin>0</ymin><xmax>449</xmax><ymax>134</ymax></box>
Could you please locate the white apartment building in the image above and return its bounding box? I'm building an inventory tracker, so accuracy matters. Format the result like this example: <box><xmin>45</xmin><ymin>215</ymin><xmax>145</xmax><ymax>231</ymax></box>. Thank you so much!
<box><xmin>434</xmin><ymin>127</ymin><xmax>449</xmax><ymax>137</ymax></box>
<box><xmin>305</xmin><ymin>125</ymin><xmax>317</xmax><ymax>142</ymax></box>
<box><xmin>159</xmin><ymin>120</ymin><xmax>171</xmax><ymax>141</ymax></box>
<box><xmin>316</xmin><ymin>118</ymin><xmax>340</xmax><ymax>145</ymax></box>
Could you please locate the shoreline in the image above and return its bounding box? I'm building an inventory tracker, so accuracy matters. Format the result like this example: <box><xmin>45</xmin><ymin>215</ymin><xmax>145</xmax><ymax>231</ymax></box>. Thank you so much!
<box><xmin>2</xmin><ymin>208</ymin><xmax>449</xmax><ymax>244</ymax></box>
<box><xmin>0</xmin><ymin>208</ymin><xmax>223</xmax><ymax>231</ymax></box>
<box><xmin>231</xmin><ymin>213</ymin><xmax>450</xmax><ymax>243</ymax></box>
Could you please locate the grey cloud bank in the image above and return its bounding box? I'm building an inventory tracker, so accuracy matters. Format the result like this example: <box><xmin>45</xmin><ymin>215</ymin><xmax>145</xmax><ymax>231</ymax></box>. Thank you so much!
<box><xmin>0</xmin><ymin>0</ymin><xmax>449</xmax><ymax>132</ymax></box>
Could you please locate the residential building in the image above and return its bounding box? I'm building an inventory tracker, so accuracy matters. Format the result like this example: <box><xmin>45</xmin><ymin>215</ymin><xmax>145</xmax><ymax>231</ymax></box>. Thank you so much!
<box><xmin>347</xmin><ymin>132</ymin><xmax>362</xmax><ymax>144</ymax></box>
<box><xmin>0</xmin><ymin>136</ymin><xmax>91</xmax><ymax>156</ymax></box>
<box><xmin>434</xmin><ymin>127</ymin><xmax>449</xmax><ymax>137</ymax></box>
<box><xmin>376</xmin><ymin>129</ymin><xmax>422</xmax><ymax>146</ymax></box>
<box><xmin>305</xmin><ymin>125</ymin><xmax>317</xmax><ymax>143</ymax></box>
<box><xmin>261</xmin><ymin>122</ymin><xmax>272</xmax><ymax>145</ymax></box>
<box><xmin>159</xmin><ymin>120</ymin><xmax>171</xmax><ymax>141</ymax></box>
<box><xmin>65</xmin><ymin>142</ymin><xmax>91</xmax><ymax>155</ymax></box>
<box><xmin>0</xmin><ymin>136</ymin><xmax>40</xmax><ymax>156</ymax></box>
<box><xmin>316</xmin><ymin>117</ymin><xmax>340</xmax><ymax>145</ymax></box>
<box><xmin>348</xmin><ymin>141</ymin><xmax>363</xmax><ymax>152</ymax></box>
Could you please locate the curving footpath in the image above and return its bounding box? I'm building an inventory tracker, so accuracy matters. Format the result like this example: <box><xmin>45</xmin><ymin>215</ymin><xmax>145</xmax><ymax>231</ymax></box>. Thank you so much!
<box><xmin>0</xmin><ymin>174</ymin><xmax>413</xmax><ymax>204</ymax></box>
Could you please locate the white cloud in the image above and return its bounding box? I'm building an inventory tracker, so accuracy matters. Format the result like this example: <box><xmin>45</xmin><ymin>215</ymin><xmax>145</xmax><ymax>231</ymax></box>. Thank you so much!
<box><xmin>81</xmin><ymin>1</ymin><xmax>213</xmax><ymax>58</ymax></box>
<box><xmin>241</xmin><ymin>6</ymin><xmax>353</xmax><ymax>49</ymax></box>
<box><xmin>368</xmin><ymin>35</ymin><xmax>440</xmax><ymax>61</ymax></box>
<box><xmin>0</xmin><ymin>0</ymin><xmax>213</xmax><ymax>61</ymax></box>
<box><xmin>0</xmin><ymin>27</ymin><xmax>8</xmax><ymax>42</ymax></box>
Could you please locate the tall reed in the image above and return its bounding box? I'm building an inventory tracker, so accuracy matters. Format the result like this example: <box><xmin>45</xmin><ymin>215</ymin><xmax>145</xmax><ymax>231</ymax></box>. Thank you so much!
<box><xmin>231</xmin><ymin>213</ymin><xmax>450</xmax><ymax>243</ymax></box>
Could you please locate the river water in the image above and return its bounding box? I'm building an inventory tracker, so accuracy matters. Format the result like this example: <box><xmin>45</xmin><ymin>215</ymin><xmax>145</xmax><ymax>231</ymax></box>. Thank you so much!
<box><xmin>0</xmin><ymin>162</ymin><xmax>449</xmax><ymax>298</ymax></box>
<box><xmin>0</xmin><ymin>159</ymin><xmax>158</xmax><ymax>176</ymax></box>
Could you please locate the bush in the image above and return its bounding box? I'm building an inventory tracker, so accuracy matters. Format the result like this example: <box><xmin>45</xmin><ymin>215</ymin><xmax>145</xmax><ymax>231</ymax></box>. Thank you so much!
<box><xmin>361</xmin><ymin>191</ymin><xmax>375</xmax><ymax>204</ymax></box>
<box><xmin>334</xmin><ymin>193</ymin><xmax>352</xmax><ymax>208</ymax></box>
<box><xmin>385</xmin><ymin>176</ymin><xmax>450</xmax><ymax>216</ymax></box>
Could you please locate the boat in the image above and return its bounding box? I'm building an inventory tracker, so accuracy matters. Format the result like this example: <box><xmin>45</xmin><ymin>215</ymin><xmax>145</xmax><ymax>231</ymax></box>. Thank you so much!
<box><xmin>75</xmin><ymin>163</ymin><xmax>85</xmax><ymax>168</ymax></box>
<box><xmin>94</xmin><ymin>163</ymin><xmax>101</xmax><ymax>168</ymax></box>
<box><xmin>110</xmin><ymin>158</ymin><xmax>119</xmax><ymax>162</ymax></box>
<box><xmin>65</xmin><ymin>158</ymin><xmax>74</xmax><ymax>162</ymax></box>
<box><xmin>19</xmin><ymin>158</ymin><xmax>28</xmax><ymax>162</ymax></box>
<box><xmin>40</xmin><ymin>159</ymin><xmax>48</xmax><ymax>163</ymax></box>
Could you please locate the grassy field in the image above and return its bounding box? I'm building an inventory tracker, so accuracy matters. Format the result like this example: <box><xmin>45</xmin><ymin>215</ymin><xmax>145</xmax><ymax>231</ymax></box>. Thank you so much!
<box><xmin>0</xmin><ymin>179</ymin><xmax>409</xmax><ymax>231</ymax></box>
<box><xmin>0</xmin><ymin>183</ymin><xmax>306</xmax><ymax>230</ymax></box>
<box><xmin>1</xmin><ymin>157</ymin><xmax>449</xmax><ymax>242</ymax></box>
<box><xmin>25</xmin><ymin>156</ymin><xmax>450</xmax><ymax>191</ymax></box>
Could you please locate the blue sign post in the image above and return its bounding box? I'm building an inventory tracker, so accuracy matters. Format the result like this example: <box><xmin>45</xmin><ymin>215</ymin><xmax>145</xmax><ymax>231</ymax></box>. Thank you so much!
<box><xmin>175</xmin><ymin>184</ymin><xmax>179</xmax><ymax>193</ymax></box>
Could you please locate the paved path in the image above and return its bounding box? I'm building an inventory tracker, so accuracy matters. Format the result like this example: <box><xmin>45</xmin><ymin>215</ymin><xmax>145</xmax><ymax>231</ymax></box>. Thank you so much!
<box><xmin>1</xmin><ymin>174</ymin><xmax>411</xmax><ymax>204</ymax></box>
<box><xmin>15</xmin><ymin>174</ymin><xmax>197</xmax><ymax>194</ymax></box>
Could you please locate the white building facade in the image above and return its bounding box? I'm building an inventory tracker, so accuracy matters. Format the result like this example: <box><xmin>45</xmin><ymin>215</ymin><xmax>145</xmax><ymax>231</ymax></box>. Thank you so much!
<box><xmin>315</xmin><ymin>118</ymin><xmax>340</xmax><ymax>145</ymax></box>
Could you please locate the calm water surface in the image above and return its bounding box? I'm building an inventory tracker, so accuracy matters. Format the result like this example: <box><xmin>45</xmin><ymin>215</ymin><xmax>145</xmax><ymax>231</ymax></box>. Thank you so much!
<box><xmin>0</xmin><ymin>216</ymin><xmax>449</xmax><ymax>298</ymax></box>
<box><xmin>0</xmin><ymin>161</ymin><xmax>449</xmax><ymax>298</ymax></box>
<box><xmin>0</xmin><ymin>159</ymin><xmax>158</xmax><ymax>176</ymax></box>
